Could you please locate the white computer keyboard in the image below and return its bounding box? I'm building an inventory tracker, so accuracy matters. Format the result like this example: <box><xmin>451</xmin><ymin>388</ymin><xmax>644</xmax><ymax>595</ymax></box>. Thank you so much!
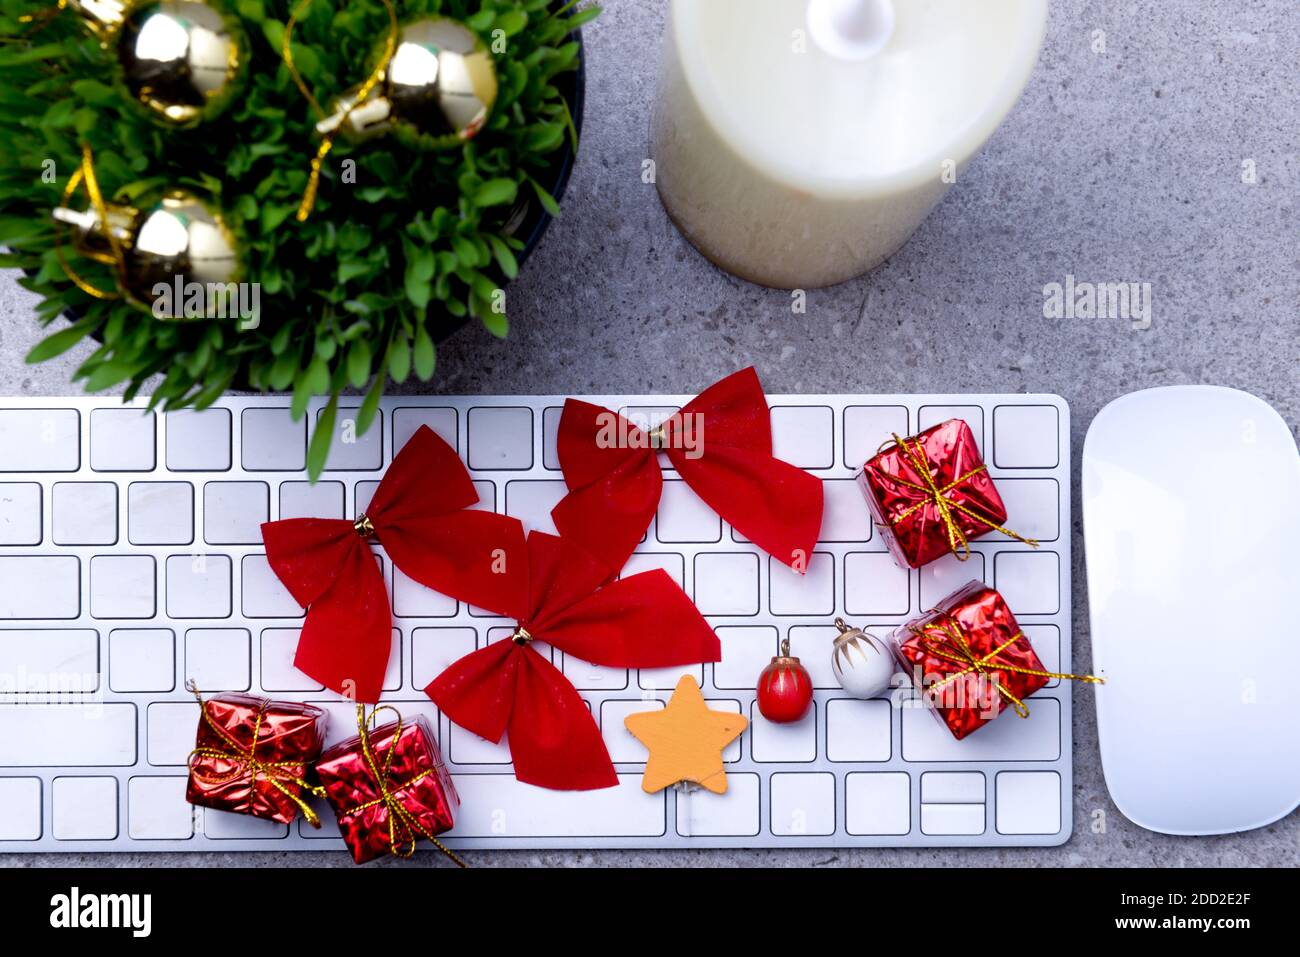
<box><xmin>0</xmin><ymin>391</ymin><xmax>1071</xmax><ymax>851</ymax></box>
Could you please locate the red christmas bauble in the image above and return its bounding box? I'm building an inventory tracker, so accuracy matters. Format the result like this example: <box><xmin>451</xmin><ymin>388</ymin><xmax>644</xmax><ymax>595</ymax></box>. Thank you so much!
<box><xmin>757</xmin><ymin>639</ymin><xmax>813</xmax><ymax>723</ymax></box>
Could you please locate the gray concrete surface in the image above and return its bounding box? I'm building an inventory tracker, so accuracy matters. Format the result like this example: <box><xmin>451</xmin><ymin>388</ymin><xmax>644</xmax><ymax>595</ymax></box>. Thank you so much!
<box><xmin>2</xmin><ymin>0</ymin><xmax>1297</xmax><ymax>867</ymax></box>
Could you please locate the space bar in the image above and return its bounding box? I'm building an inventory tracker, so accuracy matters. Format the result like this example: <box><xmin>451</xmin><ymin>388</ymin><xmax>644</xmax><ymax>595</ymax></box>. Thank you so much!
<box><xmin>0</xmin><ymin>704</ymin><xmax>137</xmax><ymax>766</ymax></box>
<box><xmin>450</xmin><ymin>774</ymin><xmax>665</xmax><ymax>838</ymax></box>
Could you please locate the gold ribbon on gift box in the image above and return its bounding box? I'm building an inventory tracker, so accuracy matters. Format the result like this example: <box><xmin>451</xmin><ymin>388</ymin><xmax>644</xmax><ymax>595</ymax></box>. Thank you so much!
<box><xmin>341</xmin><ymin>704</ymin><xmax>468</xmax><ymax>867</ymax></box>
<box><xmin>881</xmin><ymin>432</ymin><xmax>1039</xmax><ymax>561</ymax></box>
<box><xmin>186</xmin><ymin>682</ymin><xmax>328</xmax><ymax>827</ymax></box>
<box><xmin>912</xmin><ymin>619</ymin><xmax>1103</xmax><ymax>719</ymax></box>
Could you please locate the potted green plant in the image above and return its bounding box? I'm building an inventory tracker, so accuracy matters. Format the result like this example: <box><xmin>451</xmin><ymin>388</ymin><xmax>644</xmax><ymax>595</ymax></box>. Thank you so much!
<box><xmin>0</xmin><ymin>0</ymin><xmax>595</xmax><ymax>475</ymax></box>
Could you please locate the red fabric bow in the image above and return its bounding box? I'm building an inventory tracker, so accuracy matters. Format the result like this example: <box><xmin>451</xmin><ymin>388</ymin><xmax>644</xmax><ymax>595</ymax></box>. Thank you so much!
<box><xmin>260</xmin><ymin>426</ymin><xmax>519</xmax><ymax>704</ymax></box>
<box><xmin>424</xmin><ymin>531</ymin><xmax>721</xmax><ymax>791</ymax></box>
<box><xmin>553</xmin><ymin>367</ymin><xmax>824</xmax><ymax>573</ymax></box>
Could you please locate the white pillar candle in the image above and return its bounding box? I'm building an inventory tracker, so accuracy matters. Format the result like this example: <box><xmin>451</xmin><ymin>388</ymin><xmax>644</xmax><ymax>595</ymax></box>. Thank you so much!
<box><xmin>652</xmin><ymin>0</ymin><xmax>1048</xmax><ymax>289</ymax></box>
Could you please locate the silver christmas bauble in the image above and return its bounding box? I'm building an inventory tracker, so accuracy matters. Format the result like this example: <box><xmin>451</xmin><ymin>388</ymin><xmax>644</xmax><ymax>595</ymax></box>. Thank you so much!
<box><xmin>830</xmin><ymin>618</ymin><xmax>895</xmax><ymax>699</ymax></box>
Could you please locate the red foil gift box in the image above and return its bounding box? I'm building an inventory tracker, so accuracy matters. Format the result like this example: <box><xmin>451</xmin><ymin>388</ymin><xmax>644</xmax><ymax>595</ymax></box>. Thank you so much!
<box><xmin>316</xmin><ymin>708</ymin><xmax>460</xmax><ymax>865</ymax></box>
<box><xmin>891</xmin><ymin>582</ymin><xmax>1050</xmax><ymax>740</ymax></box>
<box><xmin>858</xmin><ymin>418</ymin><xmax>1017</xmax><ymax>569</ymax></box>
<box><xmin>186</xmin><ymin>692</ymin><xmax>328</xmax><ymax>825</ymax></box>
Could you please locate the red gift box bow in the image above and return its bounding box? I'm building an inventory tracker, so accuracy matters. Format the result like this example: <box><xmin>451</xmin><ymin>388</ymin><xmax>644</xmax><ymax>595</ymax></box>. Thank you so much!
<box><xmin>883</xmin><ymin>431</ymin><xmax>1038</xmax><ymax>560</ymax></box>
<box><xmin>553</xmin><ymin>367</ymin><xmax>824</xmax><ymax>573</ymax></box>
<box><xmin>185</xmin><ymin>684</ymin><xmax>327</xmax><ymax>827</ymax></box>
<box><xmin>425</xmin><ymin>530</ymin><xmax>721</xmax><ymax>791</ymax></box>
<box><xmin>260</xmin><ymin>425</ymin><xmax>520</xmax><ymax>703</ymax></box>
<box><xmin>336</xmin><ymin>705</ymin><xmax>467</xmax><ymax>867</ymax></box>
<box><xmin>911</xmin><ymin>619</ymin><xmax>1103</xmax><ymax>718</ymax></box>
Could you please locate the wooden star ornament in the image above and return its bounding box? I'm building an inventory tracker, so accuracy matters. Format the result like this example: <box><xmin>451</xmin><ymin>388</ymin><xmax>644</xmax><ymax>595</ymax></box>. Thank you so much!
<box><xmin>625</xmin><ymin>674</ymin><xmax>749</xmax><ymax>794</ymax></box>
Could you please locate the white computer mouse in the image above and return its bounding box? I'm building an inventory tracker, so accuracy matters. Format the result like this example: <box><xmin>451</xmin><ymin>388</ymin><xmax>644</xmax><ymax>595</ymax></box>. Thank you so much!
<box><xmin>1082</xmin><ymin>385</ymin><xmax>1300</xmax><ymax>835</ymax></box>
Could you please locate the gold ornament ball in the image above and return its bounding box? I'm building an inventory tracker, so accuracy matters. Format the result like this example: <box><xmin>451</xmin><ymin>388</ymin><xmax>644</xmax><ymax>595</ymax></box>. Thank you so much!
<box><xmin>54</xmin><ymin>188</ymin><xmax>242</xmax><ymax>315</ymax></box>
<box><xmin>70</xmin><ymin>0</ymin><xmax>248</xmax><ymax>126</ymax></box>
<box><xmin>317</xmin><ymin>16</ymin><xmax>499</xmax><ymax>149</ymax></box>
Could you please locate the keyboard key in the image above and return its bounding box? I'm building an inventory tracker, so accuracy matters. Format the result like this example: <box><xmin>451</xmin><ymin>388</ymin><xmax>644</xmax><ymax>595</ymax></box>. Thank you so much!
<box><xmin>845</xmin><ymin>772</ymin><xmax>911</xmax><ymax>835</ymax></box>
<box><xmin>921</xmin><ymin>803</ymin><xmax>985</xmax><ymax>835</ymax></box>
<box><xmin>90</xmin><ymin>408</ymin><xmax>155</xmax><ymax>471</ymax></box>
<box><xmin>0</xmin><ymin>483</ymin><xmax>41</xmax><ymax>545</ymax></box>
<box><xmin>713</xmin><ymin>626</ymin><xmax>777</xmax><ymax>690</ymax></box>
<box><xmin>826</xmin><ymin>699</ymin><xmax>892</xmax><ymax>761</ymax></box>
<box><xmin>0</xmin><ymin>777</ymin><xmax>41</xmax><ymax>839</ymax></box>
<box><xmin>204</xmin><ymin>481</ymin><xmax>269</xmax><ymax>545</ymax></box>
<box><xmin>241</xmin><ymin>554</ymin><xmax>302</xmax><ymax>618</ymax></box>
<box><xmin>450</xmin><ymin>725</ymin><xmax>513</xmax><ymax>764</ymax></box>
<box><xmin>393</xmin><ymin>565</ymin><xmax>457</xmax><ymax>618</ymax></box>
<box><xmin>0</xmin><ymin>556</ymin><xmax>80</xmax><ymax>619</ymax></box>
<box><xmin>108</xmin><ymin>628</ymin><xmax>175</xmax><ymax>692</ymax></box>
<box><xmin>318</xmin><ymin>406</ymin><xmax>382</xmax><ymax>471</ymax></box>
<box><xmin>242</xmin><ymin>409</ymin><xmax>305</xmax><ymax>471</ymax></box>
<box><xmin>656</xmin><ymin>480</ymin><xmax>721</xmax><ymax>543</ymax></box>
<box><xmin>0</xmin><ymin>703</ymin><xmax>136</xmax><ymax>765</ymax></box>
<box><xmin>785</xmin><ymin>625</ymin><xmax>839</xmax><ymax>688</ymax></box>
<box><xmin>995</xmin><ymin>771</ymin><xmax>1062</xmax><ymax>834</ymax></box>
<box><xmin>279</xmin><ymin>480</ymin><xmax>344</xmax><ymax>520</ymax></box>
<box><xmin>918</xmin><ymin>405</ymin><xmax>984</xmax><ymax>454</ymax></box>
<box><xmin>452</xmin><ymin>773</ymin><xmax>665</xmax><ymax>837</ymax></box>
<box><xmin>393</xmin><ymin>407</ymin><xmax>457</xmax><ymax>455</ymax></box>
<box><xmin>902</xmin><ymin>697</ymin><xmax>1060</xmax><ymax>761</ymax></box>
<box><xmin>165</xmin><ymin>409</ymin><xmax>232</xmax><ymax>471</ymax></box>
<box><xmin>52</xmin><ymin>482</ymin><xmax>117</xmax><ymax>545</ymax></box>
<box><xmin>639</xmin><ymin>664</ymin><xmax>704</xmax><ymax>692</ymax></box>
<box><xmin>91</xmin><ymin>555</ymin><xmax>156</xmax><ymax>619</ymax></box>
<box><xmin>621</xmin><ymin>552</ymin><xmax>685</xmax><ymax>589</ymax></box>
<box><xmin>1022</xmin><ymin>625</ymin><xmax>1061</xmax><ymax>687</ymax></box>
<box><xmin>693</xmin><ymin>553</ymin><xmax>759</xmax><ymax>615</ymax></box>
<box><xmin>843</xmin><ymin>406</ymin><xmax>907</xmax><ymax>470</ymax></box>
<box><xmin>601</xmin><ymin>699</ymin><xmax>663</xmax><ymax>763</ymax></box>
<box><xmin>165</xmin><ymin>554</ymin><xmax>232</xmax><ymax>619</ymax></box>
<box><xmin>920</xmin><ymin>552</ymin><xmax>984</xmax><ymax>610</ymax></box>
<box><xmin>260</xmin><ymin>628</ymin><xmax>325</xmax><ymax>691</ymax></box>
<box><xmin>504</xmin><ymin>479</ymin><xmax>566</xmax><ymax>532</ymax></box>
<box><xmin>993</xmin><ymin>405</ymin><xmax>1059</xmax><ymax>468</ymax></box>
<box><xmin>127</xmin><ymin>776</ymin><xmax>193</xmax><ymax>839</ymax></box>
<box><xmin>184</xmin><ymin>628</ymin><xmax>251</xmax><ymax>691</ymax></box>
<box><xmin>996</xmin><ymin>478</ymin><xmax>1060</xmax><ymax>543</ymax></box>
<box><xmin>675</xmin><ymin>772</ymin><xmax>759</xmax><ymax>837</ymax></box>
<box><xmin>146</xmin><ymin>702</ymin><xmax>198</xmax><ymax>765</ymax></box>
<box><xmin>750</xmin><ymin>701</ymin><xmax>816</xmax><ymax>762</ymax></box>
<box><xmin>127</xmin><ymin>482</ymin><xmax>194</xmax><ymax>545</ymax></box>
<box><xmin>467</xmin><ymin>407</ymin><xmax>533</xmax><ymax>470</ymax></box>
<box><xmin>204</xmin><ymin>809</ymin><xmax>289</xmax><ymax>839</ymax></box>
<box><xmin>561</xmin><ymin>653</ymin><xmax>627</xmax><ymax>691</ymax></box>
<box><xmin>411</xmin><ymin>627</ymin><xmax>477</xmax><ymax>689</ymax></box>
<box><xmin>0</xmin><ymin>409</ymin><xmax>79</xmax><ymax>471</ymax></box>
<box><xmin>819</xmin><ymin>478</ymin><xmax>873</xmax><ymax>543</ymax></box>
<box><xmin>844</xmin><ymin>552</ymin><xmax>910</xmax><ymax>616</ymax></box>
<box><xmin>770</xmin><ymin>406</ymin><xmax>834</xmax><ymax>469</ymax></box>
<box><xmin>472</xmin><ymin>480</ymin><xmax>496</xmax><ymax>512</ymax></box>
<box><xmin>0</xmin><ymin>629</ymin><xmax>99</xmax><ymax>693</ymax></box>
<box><xmin>769</xmin><ymin>552</ymin><xmax>834</xmax><ymax>615</ymax></box>
<box><xmin>769</xmin><ymin>403</ymin><xmax>832</xmax><ymax>470</ymax></box>
<box><xmin>993</xmin><ymin>551</ymin><xmax>1060</xmax><ymax>614</ymax></box>
<box><xmin>52</xmin><ymin>776</ymin><xmax>118</xmax><ymax>840</ymax></box>
<box><xmin>770</xmin><ymin>772</ymin><xmax>835</xmax><ymax>836</ymax></box>
<box><xmin>542</xmin><ymin>406</ymin><xmax>562</xmax><ymax>470</ymax></box>
<box><xmin>921</xmin><ymin>772</ymin><xmax>985</xmax><ymax>804</ymax></box>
